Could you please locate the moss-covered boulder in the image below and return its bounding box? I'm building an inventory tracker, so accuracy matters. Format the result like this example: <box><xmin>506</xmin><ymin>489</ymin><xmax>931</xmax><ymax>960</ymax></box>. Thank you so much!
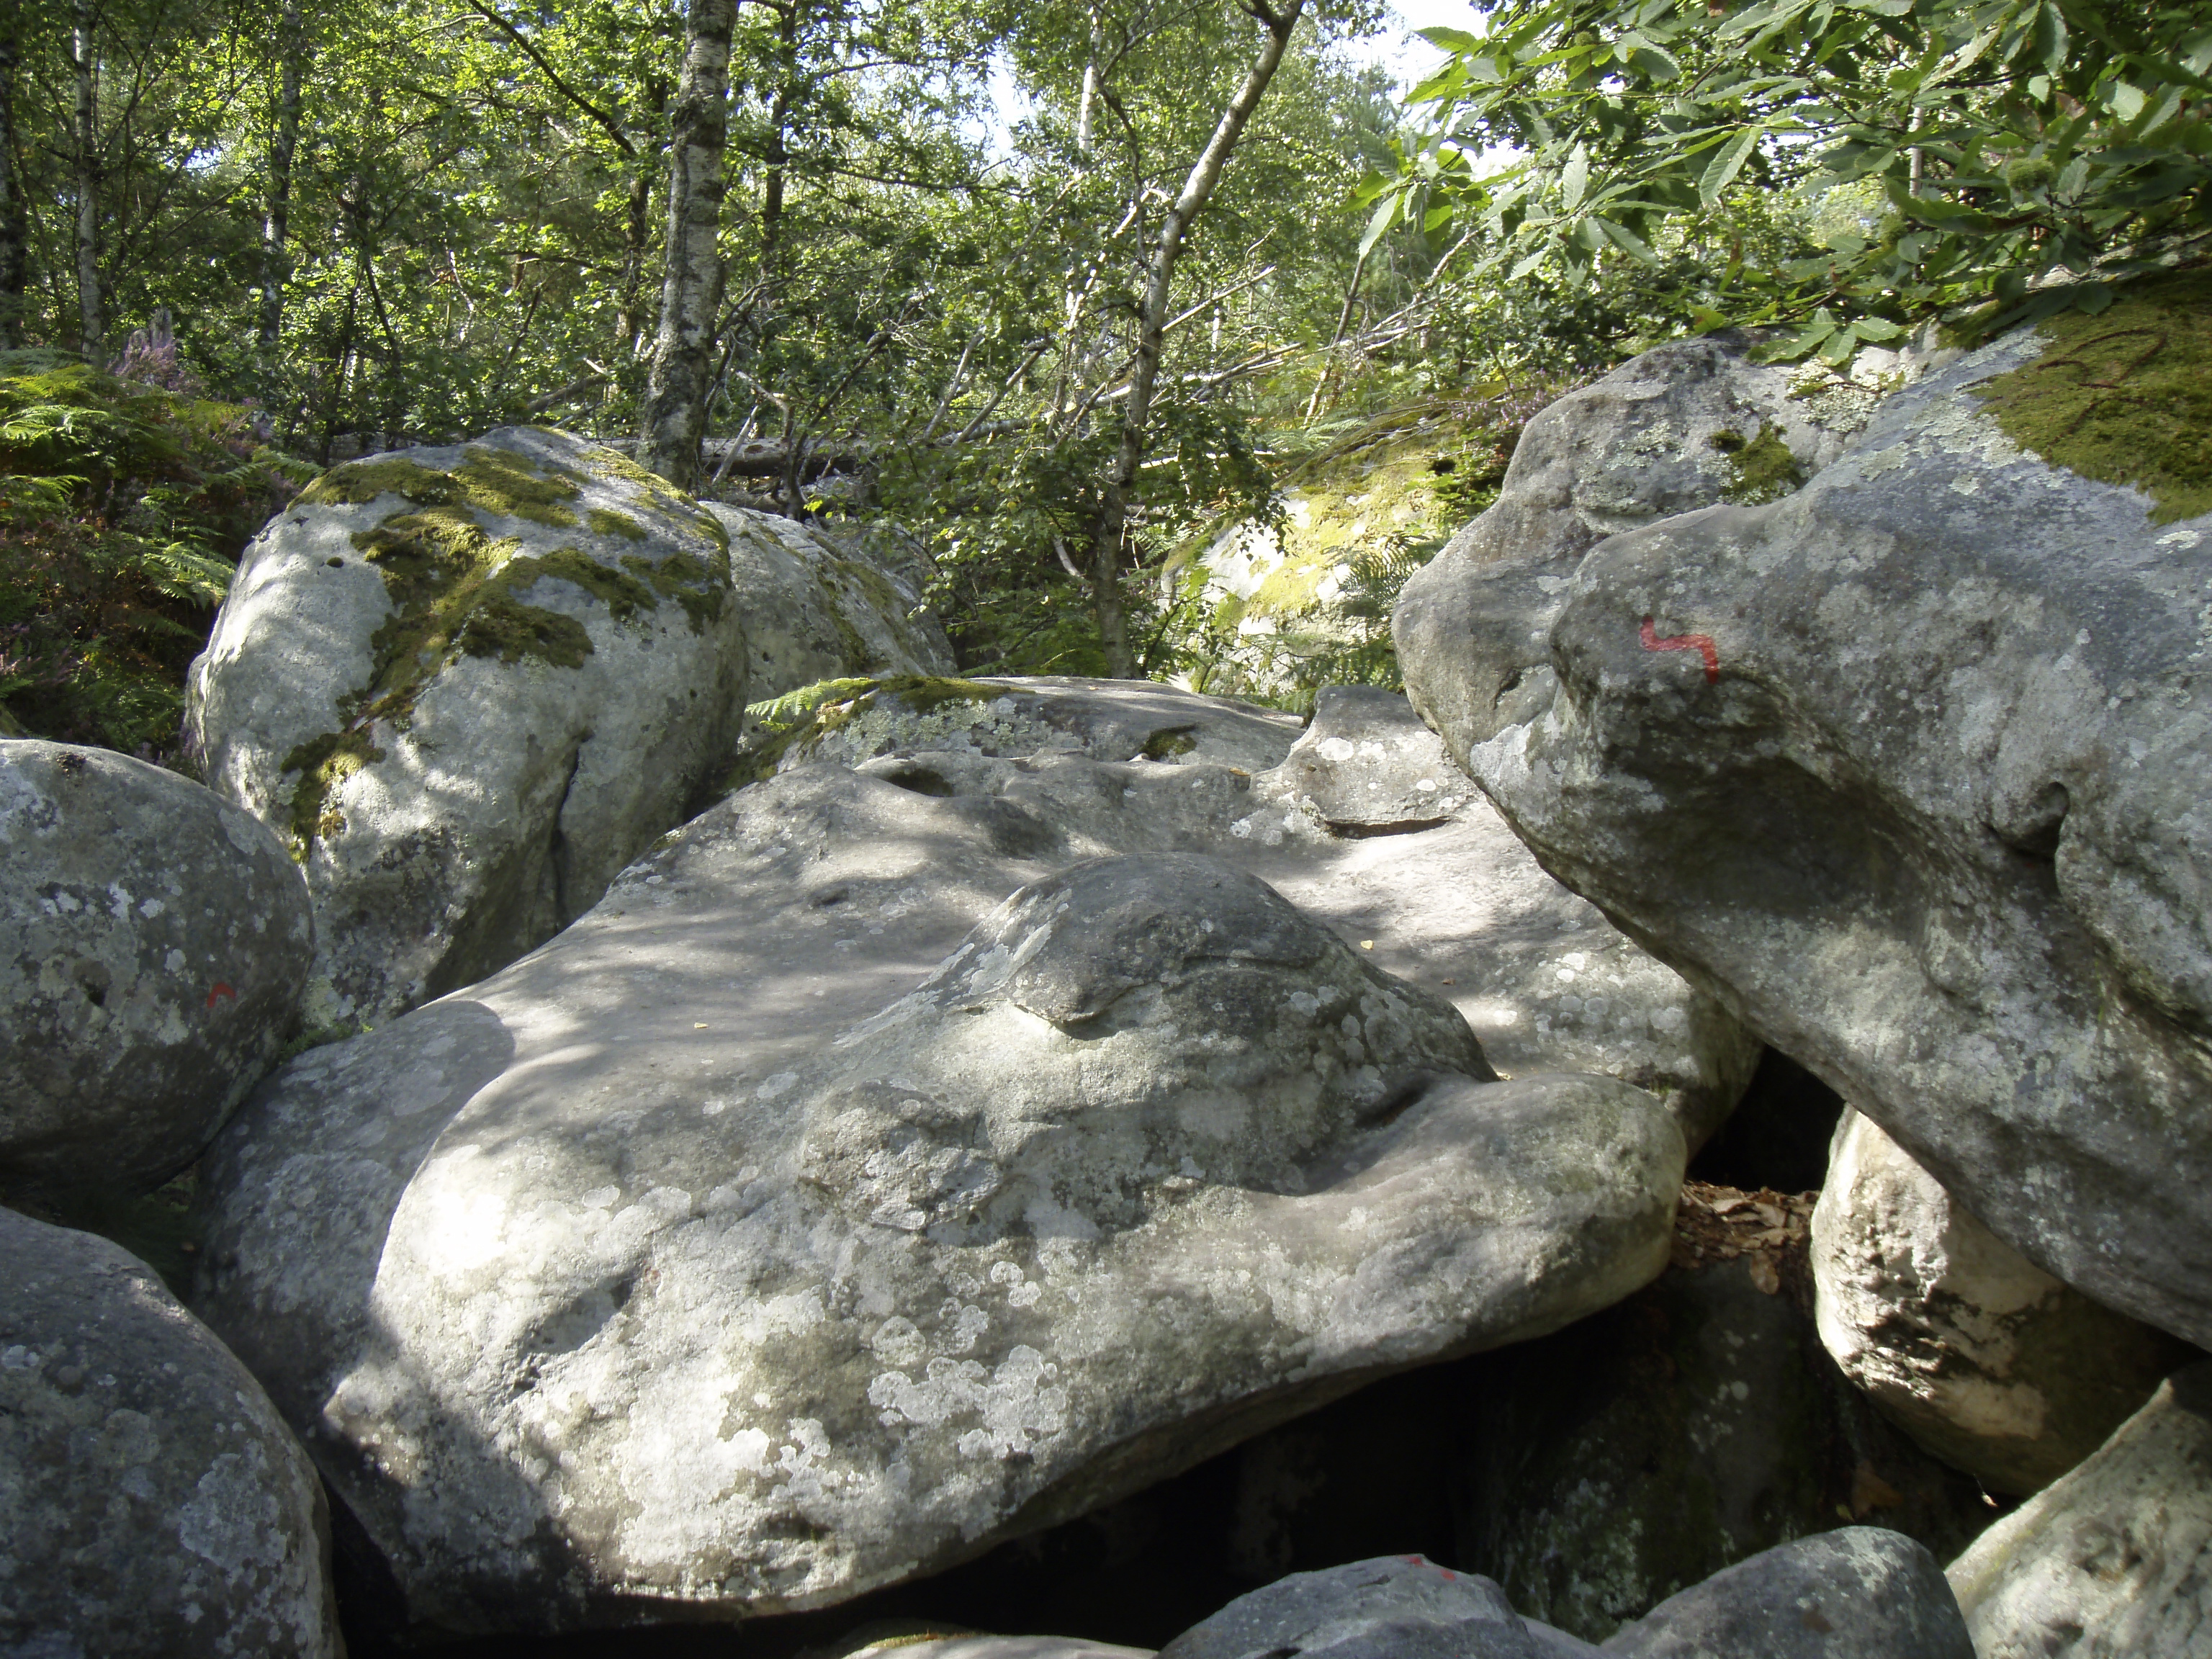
<box><xmin>1174</xmin><ymin>402</ymin><xmax>1511</xmax><ymax>701</ymax></box>
<box><xmin>186</xmin><ymin>426</ymin><xmax>745</xmax><ymax>1027</ymax></box>
<box><xmin>710</xmin><ymin>504</ymin><xmax>953</xmax><ymax>732</ymax></box>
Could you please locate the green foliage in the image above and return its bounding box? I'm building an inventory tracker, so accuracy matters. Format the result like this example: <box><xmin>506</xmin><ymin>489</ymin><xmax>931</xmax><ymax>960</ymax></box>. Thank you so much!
<box><xmin>1366</xmin><ymin>0</ymin><xmax>2212</xmax><ymax>359</ymax></box>
<box><xmin>0</xmin><ymin>352</ymin><xmax>304</xmax><ymax>751</ymax></box>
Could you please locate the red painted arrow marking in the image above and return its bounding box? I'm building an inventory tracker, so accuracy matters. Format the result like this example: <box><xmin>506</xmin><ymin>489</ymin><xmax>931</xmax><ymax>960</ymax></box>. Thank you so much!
<box><xmin>1641</xmin><ymin>616</ymin><xmax>1719</xmax><ymax>683</ymax></box>
<box><xmin>205</xmin><ymin>982</ymin><xmax>236</xmax><ymax>1010</ymax></box>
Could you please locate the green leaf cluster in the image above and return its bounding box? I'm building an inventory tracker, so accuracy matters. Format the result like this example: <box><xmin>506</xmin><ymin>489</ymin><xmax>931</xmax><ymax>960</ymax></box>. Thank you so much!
<box><xmin>0</xmin><ymin>353</ymin><xmax>306</xmax><ymax>751</ymax></box>
<box><xmin>1364</xmin><ymin>0</ymin><xmax>2212</xmax><ymax>357</ymax></box>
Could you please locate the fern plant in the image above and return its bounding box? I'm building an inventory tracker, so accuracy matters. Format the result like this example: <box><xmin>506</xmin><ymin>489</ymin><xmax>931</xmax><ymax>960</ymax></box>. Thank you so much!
<box><xmin>0</xmin><ymin>351</ymin><xmax>310</xmax><ymax>753</ymax></box>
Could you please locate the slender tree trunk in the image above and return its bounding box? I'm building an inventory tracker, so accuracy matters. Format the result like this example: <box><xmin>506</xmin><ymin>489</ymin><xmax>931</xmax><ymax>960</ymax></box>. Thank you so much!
<box><xmin>71</xmin><ymin>0</ymin><xmax>102</xmax><ymax>360</ymax></box>
<box><xmin>1086</xmin><ymin>0</ymin><xmax>1303</xmax><ymax>677</ymax></box>
<box><xmin>0</xmin><ymin>23</ymin><xmax>26</xmax><ymax>349</ymax></box>
<box><xmin>257</xmin><ymin>0</ymin><xmax>307</xmax><ymax>367</ymax></box>
<box><xmin>639</xmin><ymin>0</ymin><xmax>737</xmax><ymax>490</ymax></box>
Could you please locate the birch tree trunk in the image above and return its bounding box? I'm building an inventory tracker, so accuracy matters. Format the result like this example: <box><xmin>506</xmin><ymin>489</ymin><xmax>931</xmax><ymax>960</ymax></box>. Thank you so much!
<box><xmin>256</xmin><ymin>0</ymin><xmax>307</xmax><ymax>364</ymax></box>
<box><xmin>71</xmin><ymin>0</ymin><xmax>102</xmax><ymax>360</ymax></box>
<box><xmin>0</xmin><ymin>22</ymin><xmax>26</xmax><ymax>349</ymax></box>
<box><xmin>639</xmin><ymin>0</ymin><xmax>738</xmax><ymax>490</ymax></box>
<box><xmin>1085</xmin><ymin>0</ymin><xmax>1303</xmax><ymax>677</ymax></box>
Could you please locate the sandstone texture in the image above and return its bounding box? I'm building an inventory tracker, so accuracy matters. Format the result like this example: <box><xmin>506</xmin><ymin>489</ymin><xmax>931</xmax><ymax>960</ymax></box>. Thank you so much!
<box><xmin>1813</xmin><ymin>1109</ymin><xmax>2188</xmax><ymax>1496</ymax></box>
<box><xmin>711</xmin><ymin>504</ymin><xmax>953</xmax><ymax>729</ymax></box>
<box><xmin>1456</xmin><ymin>289</ymin><xmax>2212</xmax><ymax>1348</ymax></box>
<box><xmin>1948</xmin><ymin>1360</ymin><xmax>2212</xmax><ymax>1658</ymax></box>
<box><xmin>1395</xmin><ymin>334</ymin><xmax>1892</xmax><ymax>773</ymax></box>
<box><xmin>193</xmin><ymin>721</ymin><xmax>1687</xmax><ymax>1632</ymax></box>
<box><xmin>1158</xmin><ymin>1556</ymin><xmax>1542</xmax><ymax>1659</ymax></box>
<box><xmin>0</xmin><ymin>739</ymin><xmax>312</xmax><ymax>1202</ymax></box>
<box><xmin>186</xmin><ymin>425</ymin><xmax>747</xmax><ymax>1028</ymax></box>
<box><xmin>0</xmin><ymin>1207</ymin><xmax>341</xmax><ymax>1657</ymax></box>
<box><xmin>1601</xmin><ymin>1529</ymin><xmax>1975</xmax><ymax>1658</ymax></box>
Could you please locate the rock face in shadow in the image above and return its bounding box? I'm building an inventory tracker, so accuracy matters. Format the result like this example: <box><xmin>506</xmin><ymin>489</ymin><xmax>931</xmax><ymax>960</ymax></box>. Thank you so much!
<box><xmin>192</xmin><ymin>747</ymin><xmax>1686</xmax><ymax>1634</ymax></box>
<box><xmin>0</xmin><ymin>738</ymin><xmax>312</xmax><ymax>1203</ymax></box>
<box><xmin>711</xmin><ymin>505</ymin><xmax>953</xmax><ymax>729</ymax></box>
<box><xmin>1948</xmin><ymin>1361</ymin><xmax>2212</xmax><ymax>1658</ymax></box>
<box><xmin>1452</xmin><ymin>309</ymin><xmax>2212</xmax><ymax>1350</ymax></box>
<box><xmin>1812</xmin><ymin>1110</ymin><xmax>2190</xmax><ymax>1497</ymax></box>
<box><xmin>0</xmin><ymin>1207</ymin><xmax>342</xmax><ymax>1657</ymax></box>
<box><xmin>1394</xmin><ymin>335</ymin><xmax>1889</xmax><ymax>774</ymax></box>
<box><xmin>187</xmin><ymin>426</ymin><xmax>748</xmax><ymax>1028</ymax></box>
<box><xmin>1601</xmin><ymin>1529</ymin><xmax>1975</xmax><ymax>1658</ymax></box>
<box><xmin>1455</xmin><ymin>1182</ymin><xmax>1992</xmax><ymax>1641</ymax></box>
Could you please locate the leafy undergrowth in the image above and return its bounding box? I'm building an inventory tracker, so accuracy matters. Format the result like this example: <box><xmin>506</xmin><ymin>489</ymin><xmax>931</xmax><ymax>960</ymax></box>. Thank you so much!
<box><xmin>0</xmin><ymin>349</ymin><xmax>310</xmax><ymax>755</ymax></box>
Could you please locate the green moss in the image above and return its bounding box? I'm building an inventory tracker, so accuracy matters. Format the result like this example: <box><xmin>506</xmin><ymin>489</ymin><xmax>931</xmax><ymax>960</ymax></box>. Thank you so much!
<box><xmin>1710</xmin><ymin>426</ymin><xmax>1807</xmax><ymax>505</ymax></box>
<box><xmin>1141</xmin><ymin>727</ymin><xmax>1198</xmax><ymax>759</ymax></box>
<box><xmin>297</xmin><ymin>444</ymin><xmax>583</xmax><ymax>529</ymax></box>
<box><xmin>621</xmin><ymin>550</ymin><xmax>727</xmax><ymax>632</ymax></box>
<box><xmin>278</xmin><ymin>727</ymin><xmax>385</xmax><ymax>856</ymax></box>
<box><xmin>1972</xmin><ymin>269</ymin><xmax>2212</xmax><ymax>524</ymax></box>
<box><xmin>588</xmin><ymin>506</ymin><xmax>649</xmax><ymax>541</ymax></box>
<box><xmin>1250</xmin><ymin>549</ymin><xmax>1335</xmax><ymax>618</ymax></box>
<box><xmin>589</xmin><ymin>446</ymin><xmax>721</xmax><ymax>544</ymax></box>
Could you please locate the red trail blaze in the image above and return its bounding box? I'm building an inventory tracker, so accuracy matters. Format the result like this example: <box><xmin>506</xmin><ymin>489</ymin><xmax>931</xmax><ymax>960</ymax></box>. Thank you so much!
<box><xmin>205</xmin><ymin>982</ymin><xmax>236</xmax><ymax>1010</ymax></box>
<box><xmin>1640</xmin><ymin>616</ymin><xmax>1719</xmax><ymax>683</ymax></box>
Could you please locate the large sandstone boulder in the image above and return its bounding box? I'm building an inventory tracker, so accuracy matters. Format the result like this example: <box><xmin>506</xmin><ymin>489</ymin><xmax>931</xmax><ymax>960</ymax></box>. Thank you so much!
<box><xmin>1395</xmin><ymin>336</ymin><xmax>1894</xmax><ymax>773</ymax></box>
<box><xmin>1813</xmin><ymin>1110</ymin><xmax>2189</xmax><ymax>1496</ymax></box>
<box><xmin>711</xmin><ymin>505</ymin><xmax>953</xmax><ymax>728</ymax></box>
<box><xmin>1</xmin><ymin>739</ymin><xmax>312</xmax><ymax>1202</ymax></box>
<box><xmin>1948</xmin><ymin>1362</ymin><xmax>2212</xmax><ymax>1658</ymax></box>
<box><xmin>1455</xmin><ymin>274</ymin><xmax>2212</xmax><ymax>1347</ymax></box>
<box><xmin>0</xmin><ymin>1207</ymin><xmax>341</xmax><ymax>1656</ymax></box>
<box><xmin>1602</xmin><ymin>1529</ymin><xmax>1974</xmax><ymax>1658</ymax></box>
<box><xmin>186</xmin><ymin>426</ymin><xmax>747</xmax><ymax>1028</ymax></box>
<box><xmin>193</xmin><ymin>749</ymin><xmax>1686</xmax><ymax>1632</ymax></box>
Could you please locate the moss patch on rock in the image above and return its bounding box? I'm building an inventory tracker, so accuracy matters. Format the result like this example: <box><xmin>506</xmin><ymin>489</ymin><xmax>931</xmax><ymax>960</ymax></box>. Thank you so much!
<box><xmin>1972</xmin><ymin>268</ymin><xmax>2212</xmax><ymax>524</ymax></box>
<box><xmin>588</xmin><ymin>507</ymin><xmax>649</xmax><ymax>541</ymax></box>
<box><xmin>721</xmin><ymin>673</ymin><xmax>1002</xmax><ymax>794</ymax></box>
<box><xmin>1711</xmin><ymin>426</ymin><xmax>1807</xmax><ymax>505</ymax></box>
<box><xmin>297</xmin><ymin>443</ymin><xmax>583</xmax><ymax>529</ymax></box>
<box><xmin>277</xmin><ymin>727</ymin><xmax>385</xmax><ymax>855</ymax></box>
<box><xmin>621</xmin><ymin>550</ymin><xmax>727</xmax><ymax>632</ymax></box>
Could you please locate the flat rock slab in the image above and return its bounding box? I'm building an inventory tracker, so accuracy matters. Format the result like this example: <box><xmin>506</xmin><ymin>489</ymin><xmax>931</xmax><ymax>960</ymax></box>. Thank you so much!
<box><xmin>1463</xmin><ymin>315</ymin><xmax>2212</xmax><ymax>1349</ymax></box>
<box><xmin>194</xmin><ymin>753</ymin><xmax>1685</xmax><ymax>1633</ymax></box>
<box><xmin>1948</xmin><ymin>1361</ymin><xmax>2212</xmax><ymax>1657</ymax></box>
<box><xmin>0</xmin><ymin>1207</ymin><xmax>341</xmax><ymax>1657</ymax></box>
<box><xmin>1601</xmin><ymin>1529</ymin><xmax>1974</xmax><ymax>1658</ymax></box>
<box><xmin>1</xmin><ymin>738</ymin><xmax>312</xmax><ymax>1202</ymax></box>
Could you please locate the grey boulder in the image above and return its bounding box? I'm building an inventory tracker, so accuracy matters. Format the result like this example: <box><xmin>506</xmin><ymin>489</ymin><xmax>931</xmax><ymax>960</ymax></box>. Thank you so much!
<box><xmin>1158</xmin><ymin>1555</ymin><xmax>1540</xmax><ymax>1659</ymax></box>
<box><xmin>192</xmin><ymin>757</ymin><xmax>1685</xmax><ymax>1632</ymax></box>
<box><xmin>1812</xmin><ymin>1110</ymin><xmax>2188</xmax><ymax>1496</ymax></box>
<box><xmin>186</xmin><ymin>425</ymin><xmax>747</xmax><ymax>1028</ymax></box>
<box><xmin>1396</xmin><ymin>334</ymin><xmax>1889</xmax><ymax>773</ymax></box>
<box><xmin>1459</xmin><ymin>311</ymin><xmax>2212</xmax><ymax>1347</ymax></box>
<box><xmin>1602</xmin><ymin>1529</ymin><xmax>1974</xmax><ymax>1658</ymax></box>
<box><xmin>0</xmin><ymin>1206</ymin><xmax>340</xmax><ymax>1657</ymax></box>
<box><xmin>1948</xmin><ymin>1360</ymin><xmax>2212</xmax><ymax>1658</ymax></box>
<box><xmin>0</xmin><ymin>739</ymin><xmax>312</xmax><ymax>1202</ymax></box>
<box><xmin>712</xmin><ymin>504</ymin><xmax>953</xmax><ymax>729</ymax></box>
